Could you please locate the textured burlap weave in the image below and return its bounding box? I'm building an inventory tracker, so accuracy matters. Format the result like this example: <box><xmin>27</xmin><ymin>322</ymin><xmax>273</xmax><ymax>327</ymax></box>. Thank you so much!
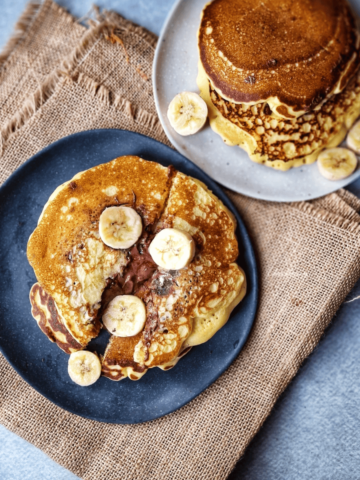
<box><xmin>1</xmin><ymin>2</ymin><xmax>360</xmax><ymax>479</ymax></box>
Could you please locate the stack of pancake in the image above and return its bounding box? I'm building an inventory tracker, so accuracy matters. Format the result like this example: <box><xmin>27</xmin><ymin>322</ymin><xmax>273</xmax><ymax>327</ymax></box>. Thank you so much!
<box><xmin>197</xmin><ymin>0</ymin><xmax>360</xmax><ymax>170</ymax></box>
<box><xmin>28</xmin><ymin>156</ymin><xmax>246</xmax><ymax>381</ymax></box>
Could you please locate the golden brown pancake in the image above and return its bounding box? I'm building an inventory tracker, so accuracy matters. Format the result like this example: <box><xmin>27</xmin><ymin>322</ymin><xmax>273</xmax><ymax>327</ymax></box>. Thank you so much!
<box><xmin>27</xmin><ymin>157</ymin><xmax>174</xmax><ymax>347</ymax></box>
<box><xmin>199</xmin><ymin>0</ymin><xmax>360</xmax><ymax>118</ymax></box>
<box><xmin>102</xmin><ymin>337</ymin><xmax>192</xmax><ymax>381</ymax></box>
<box><xmin>198</xmin><ymin>0</ymin><xmax>360</xmax><ymax>169</ymax></box>
<box><xmin>101</xmin><ymin>333</ymin><xmax>146</xmax><ymax>381</ymax></box>
<box><xmin>132</xmin><ymin>173</ymin><xmax>242</xmax><ymax>367</ymax></box>
<box><xmin>28</xmin><ymin>157</ymin><xmax>246</xmax><ymax>381</ymax></box>
<box><xmin>101</xmin><ymin>169</ymin><xmax>246</xmax><ymax>379</ymax></box>
<box><xmin>207</xmin><ymin>69</ymin><xmax>360</xmax><ymax>166</ymax></box>
<box><xmin>184</xmin><ymin>265</ymin><xmax>246</xmax><ymax>347</ymax></box>
<box><xmin>158</xmin><ymin>174</ymin><xmax>246</xmax><ymax>347</ymax></box>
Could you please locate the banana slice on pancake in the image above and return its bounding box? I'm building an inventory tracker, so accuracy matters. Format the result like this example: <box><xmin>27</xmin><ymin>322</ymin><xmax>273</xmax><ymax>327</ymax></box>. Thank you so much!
<box><xmin>68</xmin><ymin>351</ymin><xmax>101</xmax><ymax>386</ymax></box>
<box><xmin>102</xmin><ymin>295</ymin><xmax>146</xmax><ymax>337</ymax></box>
<box><xmin>149</xmin><ymin>228</ymin><xmax>195</xmax><ymax>270</ymax></box>
<box><xmin>99</xmin><ymin>206</ymin><xmax>142</xmax><ymax>249</ymax></box>
<box><xmin>167</xmin><ymin>92</ymin><xmax>208</xmax><ymax>136</ymax></box>
<box><xmin>317</xmin><ymin>148</ymin><xmax>357</xmax><ymax>181</ymax></box>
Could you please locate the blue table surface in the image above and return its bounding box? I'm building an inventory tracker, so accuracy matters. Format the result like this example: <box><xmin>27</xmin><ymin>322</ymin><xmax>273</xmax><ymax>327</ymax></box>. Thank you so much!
<box><xmin>1</xmin><ymin>1</ymin><xmax>360</xmax><ymax>479</ymax></box>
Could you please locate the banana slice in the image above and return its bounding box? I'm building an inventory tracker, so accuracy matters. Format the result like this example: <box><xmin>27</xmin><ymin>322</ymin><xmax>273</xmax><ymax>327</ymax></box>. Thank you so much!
<box><xmin>99</xmin><ymin>206</ymin><xmax>142</xmax><ymax>249</ymax></box>
<box><xmin>68</xmin><ymin>351</ymin><xmax>101</xmax><ymax>386</ymax></box>
<box><xmin>149</xmin><ymin>228</ymin><xmax>195</xmax><ymax>270</ymax></box>
<box><xmin>167</xmin><ymin>92</ymin><xmax>208</xmax><ymax>136</ymax></box>
<box><xmin>102</xmin><ymin>295</ymin><xmax>146</xmax><ymax>337</ymax></box>
<box><xmin>317</xmin><ymin>148</ymin><xmax>358</xmax><ymax>181</ymax></box>
<box><xmin>347</xmin><ymin>120</ymin><xmax>360</xmax><ymax>154</ymax></box>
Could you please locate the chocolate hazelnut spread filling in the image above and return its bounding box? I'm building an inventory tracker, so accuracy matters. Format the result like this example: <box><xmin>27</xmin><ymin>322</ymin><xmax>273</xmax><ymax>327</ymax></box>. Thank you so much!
<box><xmin>100</xmin><ymin>229</ymin><xmax>178</xmax><ymax>371</ymax></box>
<box><xmin>100</xmin><ymin>232</ymin><xmax>158</xmax><ymax>310</ymax></box>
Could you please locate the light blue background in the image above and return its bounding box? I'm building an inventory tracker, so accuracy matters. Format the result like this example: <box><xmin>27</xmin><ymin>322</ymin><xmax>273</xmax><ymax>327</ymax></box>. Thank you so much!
<box><xmin>1</xmin><ymin>1</ymin><xmax>360</xmax><ymax>479</ymax></box>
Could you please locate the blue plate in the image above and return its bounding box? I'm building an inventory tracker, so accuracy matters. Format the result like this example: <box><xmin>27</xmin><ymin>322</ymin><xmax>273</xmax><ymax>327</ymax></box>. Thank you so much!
<box><xmin>0</xmin><ymin>130</ymin><xmax>258</xmax><ymax>424</ymax></box>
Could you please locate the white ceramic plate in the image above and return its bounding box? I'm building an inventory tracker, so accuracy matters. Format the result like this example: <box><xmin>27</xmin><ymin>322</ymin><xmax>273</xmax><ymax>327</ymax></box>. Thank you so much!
<box><xmin>153</xmin><ymin>0</ymin><xmax>360</xmax><ymax>202</ymax></box>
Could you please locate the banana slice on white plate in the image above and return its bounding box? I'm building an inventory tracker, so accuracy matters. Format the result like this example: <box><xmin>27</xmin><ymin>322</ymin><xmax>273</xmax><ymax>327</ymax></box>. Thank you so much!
<box><xmin>167</xmin><ymin>92</ymin><xmax>208</xmax><ymax>136</ymax></box>
<box><xmin>99</xmin><ymin>206</ymin><xmax>142</xmax><ymax>249</ymax></box>
<box><xmin>317</xmin><ymin>148</ymin><xmax>358</xmax><ymax>181</ymax></box>
<box><xmin>149</xmin><ymin>228</ymin><xmax>195</xmax><ymax>270</ymax></box>
<box><xmin>102</xmin><ymin>295</ymin><xmax>146</xmax><ymax>337</ymax></box>
<box><xmin>347</xmin><ymin>120</ymin><xmax>360</xmax><ymax>154</ymax></box>
<box><xmin>68</xmin><ymin>351</ymin><xmax>101</xmax><ymax>386</ymax></box>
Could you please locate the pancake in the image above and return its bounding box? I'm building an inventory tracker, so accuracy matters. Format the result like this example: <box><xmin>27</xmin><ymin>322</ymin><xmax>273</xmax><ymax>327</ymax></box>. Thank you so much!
<box><xmin>102</xmin><ymin>337</ymin><xmax>192</xmax><ymax>381</ymax></box>
<box><xmin>28</xmin><ymin>156</ymin><xmax>246</xmax><ymax>381</ymax></box>
<box><xmin>198</xmin><ymin>0</ymin><xmax>360</xmax><ymax>170</ymax></box>
<box><xmin>27</xmin><ymin>156</ymin><xmax>174</xmax><ymax>347</ymax></box>
<box><xmin>30</xmin><ymin>283</ymin><xmax>83</xmax><ymax>354</ymax></box>
<box><xmin>199</xmin><ymin>0</ymin><xmax>360</xmax><ymax>118</ymax></box>
<box><xmin>130</xmin><ymin>172</ymin><xmax>245</xmax><ymax>368</ymax></box>
<box><xmin>101</xmin><ymin>171</ymin><xmax>246</xmax><ymax>378</ymax></box>
<box><xmin>101</xmin><ymin>332</ymin><xmax>147</xmax><ymax>381</ymax></box>
<box><xmin>198</xmin><ymin>62</ymin><xmax>360</xmax><ymax>169</ymax></box>
<box><xmin>184</xmin><ymin>265</ymin><xmax>246</xmax><ymax>347</ymax></box>
<box><xmin>156</xmin><ymin>173</ymin><xmax>245</xmax><ymax>347</ymax></box>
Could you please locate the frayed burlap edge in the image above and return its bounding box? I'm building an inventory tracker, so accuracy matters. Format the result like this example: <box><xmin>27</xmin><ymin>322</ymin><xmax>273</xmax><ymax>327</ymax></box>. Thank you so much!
<box><xmin>0</xmin><ymin>17</ymin><xmax>163</xmax><ymax>154</ymax></box>
<box><xmin>0</xmin><ymin>68</ymin><xmax>61</xmax><ymax>154</ymax></box>
<box><xmin>0</xmin><ymin>1</ymin><xmax>41</xmax><ymax>68</ymax></box>
<box><xmin>0</xmin><ymin>0</ymin><xmax>81</xmax><ymax>73</ymax></box>
<box><xmin>337</xmin><ymin>188</ymin><xmax>360</xmax><ymax>212</ymax></box>
<box><xmin>75</xmin><ymin>72</ymin><xmax>165</xmax><ymax>136</ymax></box>
<box><xmin>0</xmin><ymin>70</ymin><xmax>164</xmax><ymax>154</ymax></box>
<box><xmin>226</xmin><ymin>191</ymin><xmax>360</xmax><ymax>236</ymax></box>
<box><xmin>310</xmin><ymin>193</ymin><xmax>360</xmax><ymax>224</ymax></box>
<box><xmin>97</xmin><ymin>8</ymin><xmax>158</xmax><ymax>49</ymax></box>
<box><xmin>292</xmin><ymin>200</ymin><xmax>360</xmax><ymax>234</ymax></box>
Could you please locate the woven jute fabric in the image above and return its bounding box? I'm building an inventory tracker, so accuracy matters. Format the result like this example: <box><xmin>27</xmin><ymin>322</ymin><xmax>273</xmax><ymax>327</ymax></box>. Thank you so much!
<box><xmin>1</xmin><ymin>2</ymin><xmax>360</xmax><ymax>479</ymax></box>
<box><xmin>0</xmin><ymin>1</ymin><xmax>85</xmax><ymax>128</ymax></box>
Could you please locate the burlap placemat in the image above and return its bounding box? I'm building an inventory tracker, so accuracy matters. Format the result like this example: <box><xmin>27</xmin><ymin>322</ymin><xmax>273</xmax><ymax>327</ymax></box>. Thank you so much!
<box><xmin>1</xmin><ymin>2</ymin><xmax>360</xmax><ymax>479</ymax></box>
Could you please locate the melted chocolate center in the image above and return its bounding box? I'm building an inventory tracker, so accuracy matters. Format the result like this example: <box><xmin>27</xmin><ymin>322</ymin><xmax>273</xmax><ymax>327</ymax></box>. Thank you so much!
<box><xmin>100</xmin><ymin>232</ymin><xmax>158</xmax><ymax>312</ymax></box>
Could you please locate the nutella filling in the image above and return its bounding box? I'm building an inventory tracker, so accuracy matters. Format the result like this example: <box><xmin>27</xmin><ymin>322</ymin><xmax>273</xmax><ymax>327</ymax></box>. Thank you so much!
<box><xmin>100</xmin><ymin>232</ymin><xmax>158</xmax><ymax>310</ymax></box>
<box><xmin>100</xmin><ymin>229</ymin><xmax>179</xmax><ymax>366</ymax></box>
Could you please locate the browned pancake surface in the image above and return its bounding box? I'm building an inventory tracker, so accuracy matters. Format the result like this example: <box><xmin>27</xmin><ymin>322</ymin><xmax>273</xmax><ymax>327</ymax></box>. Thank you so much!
<box><xmin>131</xmin><ymin>172</ymin><xmax>241</xmax><ymax>368</ymax></box>
<box><xmin>199</xmin><ymin>0</ymin><xmax>360</xmax><ymax>114</ymax></box>
<box><xmin>28</xmin><ymin>158</ymin><xmax>245</xmax><ymax>380</ymax></box>
<box><xmin>27</xmin><ymin>156</ymin><xmax>173</xmax><ymax>346</ymax></box>
<box><xmin>209</xmin><ymin>72</ymin><xmax>360</xmax><ymax>162</ymax></box>
<box><xmin>101</xmin><ymin>333</ymin><xmax>146</xmax><ymax>381</ymax></box>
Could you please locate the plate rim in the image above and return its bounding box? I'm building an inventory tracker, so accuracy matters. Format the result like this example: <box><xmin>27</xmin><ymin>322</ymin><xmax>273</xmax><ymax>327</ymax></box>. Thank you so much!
<box><xmin>0</xmin><ymin>128</ymin><xmax>259</xmax><ymax>423</ymax></box>
<box><xmin>152</xmin><ymin>0</ymin><xmax>360</xmax><ymax>202</ymax></box>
